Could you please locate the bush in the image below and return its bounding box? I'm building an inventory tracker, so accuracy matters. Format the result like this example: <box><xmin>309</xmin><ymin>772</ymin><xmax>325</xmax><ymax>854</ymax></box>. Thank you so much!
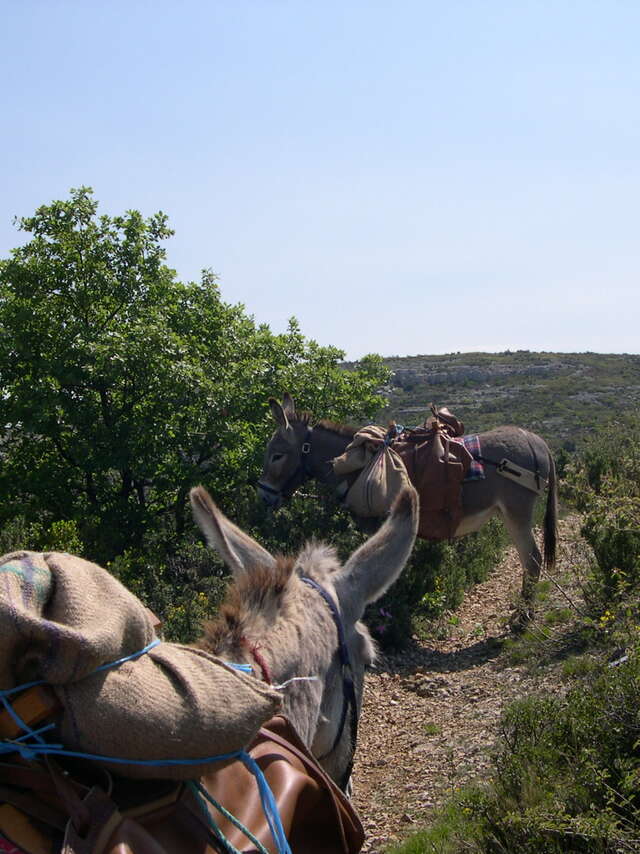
<box><xmin>109</xmin><ymin>534</ymin><xmax>228</xmax><ymax>643</ymax></box>
<box><xmin>390</xmin><ymin>642</ymin><xmax>640</xmax><ymax>853</ymax></box>
<box><xmin>565</xmin><ymin>415</ymin><xmax>640</xmax><ymax>604</ymax></box>
<box><xmin>0</xmin><ymin>516</ymin><xmax>85</xmax><ymax>556</ymax></box>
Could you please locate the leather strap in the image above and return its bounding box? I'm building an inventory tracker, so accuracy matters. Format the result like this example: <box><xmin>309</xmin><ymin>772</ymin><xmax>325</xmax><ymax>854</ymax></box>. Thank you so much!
<box><xmin>0</xmin><ymin>784</ymin><xmax>67</xmax><ymax>831</ymax></box>
<box><xmin>46</xmin><ymin>758</ymin><xmax>91</xmax><ymax>837</ymax></box>
<box><xmin>62</xmin><ymin>788</ymin><xmax>123</xmax><ymax>854</ymax></box>
<box><xmin>258</xmin><ymin>426</ymin><xmax>314</xmax><ymax>499</ymax></box>
<box><xmin>0</xmin><ymin>762</ymin><xmax>66</xmax><ymax>796</ymax></box>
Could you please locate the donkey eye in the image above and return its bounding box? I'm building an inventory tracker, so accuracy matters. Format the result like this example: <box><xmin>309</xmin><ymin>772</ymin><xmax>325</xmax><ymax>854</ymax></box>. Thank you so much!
<box><xmin>271</xmin><ymin>453</ymin><xmax>285</xmax><ymax>463</ymax></box>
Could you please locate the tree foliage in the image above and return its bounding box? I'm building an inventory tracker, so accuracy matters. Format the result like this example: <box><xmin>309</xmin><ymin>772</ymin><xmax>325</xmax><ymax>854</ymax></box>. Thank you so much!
<box><xmin>0</xmin><ymin>188</ymin><xmax>388</xmax><ymax>562</ymax></box>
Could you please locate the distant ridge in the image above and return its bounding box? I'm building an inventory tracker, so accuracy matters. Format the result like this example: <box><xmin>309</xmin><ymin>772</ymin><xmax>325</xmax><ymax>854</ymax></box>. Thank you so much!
<box><xmin>345</xmin><ymin>351</ymin><xmax>640</xmax><ymax>450</ymax></box>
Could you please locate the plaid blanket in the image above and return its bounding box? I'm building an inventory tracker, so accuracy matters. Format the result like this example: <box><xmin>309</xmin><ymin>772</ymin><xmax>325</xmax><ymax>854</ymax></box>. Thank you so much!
<box><xmin>452</xmin><ymin>434</ymin><xmax>484</xmax><ymax>480</ymax></box>
<box><xmin>0</xmin><ymin>835</ymin><xmax>23</xmax><ymax>854</ymax></box>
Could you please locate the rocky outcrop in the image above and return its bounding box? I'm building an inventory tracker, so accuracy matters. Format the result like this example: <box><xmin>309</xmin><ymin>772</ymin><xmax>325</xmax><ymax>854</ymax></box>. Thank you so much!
<box><xmin>393</xmin><ymin>363</ymin><xmax>562</xmax><ymax>389</ymax></box>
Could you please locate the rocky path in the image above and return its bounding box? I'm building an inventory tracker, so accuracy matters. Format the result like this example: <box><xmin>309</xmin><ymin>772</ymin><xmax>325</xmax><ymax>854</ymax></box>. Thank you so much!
<box><xmin>352</xmin><ymin>517</ymin><xmax>581</xmax><ymax>852</ymax></box>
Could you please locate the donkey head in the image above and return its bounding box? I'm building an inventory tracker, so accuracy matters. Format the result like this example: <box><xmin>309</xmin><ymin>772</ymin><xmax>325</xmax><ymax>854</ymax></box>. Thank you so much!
<box><xmin>191</xmin><ymin>484</ymin><xmax>418</xmax><ymax>790</ymax></box>
<box><xmin>258</xmin><ymin>393</ymin><xmax>315</xmax><ymax>508</ymax></box>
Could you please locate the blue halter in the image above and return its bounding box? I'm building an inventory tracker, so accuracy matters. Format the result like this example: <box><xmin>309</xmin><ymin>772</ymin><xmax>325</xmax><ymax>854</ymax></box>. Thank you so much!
<box><xmin>300</xmin><ymin>576</ymin><xmax>359</xmax><ymax>792</ymax></box>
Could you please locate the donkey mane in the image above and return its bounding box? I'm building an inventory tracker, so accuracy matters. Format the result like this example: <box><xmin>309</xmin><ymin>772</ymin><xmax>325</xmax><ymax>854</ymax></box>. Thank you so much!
<box><xmin>286</xmin><ymin>406</ymin><xmax>356</xmax><ymax>439</ymax></box>
<box><xmin>199</xmin><ymin>557</ymin><xmax>296</xmax><ymax>650</ymax></box>
<box><xmin>314</xmin><ymin>419</ymin><xmax>358</xmax><ymax>439</ymax></box>
<box><xmin>291</xmin><ymin>410</ymin><xmax>313</xmax><ymax>426</ymax></box>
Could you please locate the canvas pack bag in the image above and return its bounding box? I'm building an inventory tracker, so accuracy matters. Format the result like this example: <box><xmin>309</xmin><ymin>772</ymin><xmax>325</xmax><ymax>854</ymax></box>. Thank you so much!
<box><xmin>332</xmin><ymin>409</ymin><xmax>472</xmax><ymax>539</ymax></box>
<box><xmin>0</xmin><ymin>550</ymin><xmax>281</xmax><ymax>779</ymax></box>
<box><xmin>332</xmin><ymin>426</ymin><xmax>411</xmax><ymax>518</ymax></box>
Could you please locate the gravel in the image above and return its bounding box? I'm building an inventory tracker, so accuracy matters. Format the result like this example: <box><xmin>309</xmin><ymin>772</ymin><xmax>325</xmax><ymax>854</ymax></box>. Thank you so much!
<box><xmin>351</xmin><ymin>517</ymin><xmax>582</xmax><ymax>852</ymax></box>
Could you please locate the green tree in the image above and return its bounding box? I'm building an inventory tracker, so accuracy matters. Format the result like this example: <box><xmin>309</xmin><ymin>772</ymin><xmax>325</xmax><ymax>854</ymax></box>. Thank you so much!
<box><xmin>0</xmin><ymin>188</ymin><xmax>388</xmax><ymax>562</ymax></box>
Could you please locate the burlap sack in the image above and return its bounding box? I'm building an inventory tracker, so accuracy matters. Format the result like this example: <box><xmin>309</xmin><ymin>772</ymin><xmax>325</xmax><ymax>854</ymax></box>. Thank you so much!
<box><xmin>332</xmin><ymin>427</ymin><xmax>411</xmax><ymax>518</ymax></box>
<box><xmin>0</xmin><ymin>551</ymin><xmax>281</xmax><ymax>779</ymax></box>
<box><xmin>343</xmin><ymin>447</ymin><xmax>409</xmax><ymax>517</ymax></box>
<box><xmin>332</xmin><ymin>425</ymin><xmax>388</xmax><ymax>477</ymax></box>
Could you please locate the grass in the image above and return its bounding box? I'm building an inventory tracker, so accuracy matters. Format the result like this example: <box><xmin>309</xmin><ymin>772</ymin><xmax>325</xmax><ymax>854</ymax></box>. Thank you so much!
<box><xmin>542</xmin><ymin>606</ymin><xmax>573</xmax><ymax>626</ymax></box>
<box><xmin>423</xmin><ymin>723</ymin><xmax>441</xmax><ymax>737</ymax></box>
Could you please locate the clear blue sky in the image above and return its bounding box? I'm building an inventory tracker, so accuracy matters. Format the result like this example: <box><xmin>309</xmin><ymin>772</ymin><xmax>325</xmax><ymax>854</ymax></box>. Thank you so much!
<box><xmin>2</xmin><ymin>1</ymin><xmax>638</xmax><ymax>359</ymax></box>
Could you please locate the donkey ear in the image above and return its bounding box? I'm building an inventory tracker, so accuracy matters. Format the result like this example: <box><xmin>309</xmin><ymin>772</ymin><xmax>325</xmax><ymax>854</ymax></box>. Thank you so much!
<box><xmin>190</xmin><ymin>486</ymin><xmax>276</xmax><ymax>577</ymax></box>
<box><xmin>269</xmin><ymin>397</ymin><xmax>290</xmax><ymax>430</ymax></box>
<box><xmin>282</xmin><ymin>393</ymin><xmax>295</xmax><ymax>418</ymax></box>
<box><xmin>334</xmin><ymin>487</ymin><xmax>418</xmax><ymax>623</ymax></box>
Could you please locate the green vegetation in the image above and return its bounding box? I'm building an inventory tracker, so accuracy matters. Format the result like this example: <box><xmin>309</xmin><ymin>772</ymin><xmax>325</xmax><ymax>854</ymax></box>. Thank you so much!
<box><xmin>3</xmin><ymin>191</ymin><xmax>640</xmax><ymax>850</ymax></box>
<box><xmin>0</xmin><ymin>188</ymin><xmax>514</xmax><ymax>644</ymax></box>
<box><xmin>2</xmin><ymin>190</ymin><xmax>637</xmax><ymax>664</ymax></box>
<box><xmin>0</xmin><ymin>188</ymin><xmax>388</xmax><ymax>638</ymax></box>
<box><xmin>566</xmin><ymin>415</ymin><xmax>640</xmax><ymax>604</ymax></box>
<box><xmin>388</xmin><ymin>415</ymin><xmax>640</xmax><ymax>853</ymax></box>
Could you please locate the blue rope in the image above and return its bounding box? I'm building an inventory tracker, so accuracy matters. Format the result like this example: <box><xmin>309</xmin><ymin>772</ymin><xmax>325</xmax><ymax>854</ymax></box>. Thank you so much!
<box><xmin>225</xmin><ymin>662</ymin><xmax>253</xmax><ymax>675</ymax></box>
<box><xmin>188</xmin><ymin>780</ymin><xmax>271</xmax><ymax>854</ymax></box>
<box><xmin>90</xmin><ymin>637</ymin><xmax>161</xmax><ymax>673</ymax></box>
<box><xmin>0</xmin><ymin>638</ymin><xmax>162</xmax><ymax>700</ymax></box>
<box><xmin>0</xmin><ymin>695</ymin><xmax>46</xmax><ymax>746</ymax></box>
<box><xmin>239</xmin><ymin>753</ymin><xmax>291</xmax><ymax>854</ymax></box>
<box><xmin>0</xmin><ymin>640</ymin><xmax>292</xmax><ymax>854</ymax></box>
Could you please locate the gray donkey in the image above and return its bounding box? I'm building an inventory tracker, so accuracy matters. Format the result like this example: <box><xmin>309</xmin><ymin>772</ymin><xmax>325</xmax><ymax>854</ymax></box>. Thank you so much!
<box><xmin>258</xmin><ymin>394</ymin><xmax>558</xmax><ymax>619</ymax></box>
<box><xmin>192</xmin><ymin>483</ymin><xmax>418</xmax><ymax>791</ymax></box>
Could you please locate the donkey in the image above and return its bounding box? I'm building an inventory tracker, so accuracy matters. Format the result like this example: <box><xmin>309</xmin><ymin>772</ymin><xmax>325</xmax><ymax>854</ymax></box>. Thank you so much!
<box><xmin>258</xmin><ymin>394</ymin><xmax>558</xmax><ymax>618</ymax></box>
<box><xmin>191</xmin><ymin>482</ymin><xmax>418</xmax><ymax>791</ymax></box>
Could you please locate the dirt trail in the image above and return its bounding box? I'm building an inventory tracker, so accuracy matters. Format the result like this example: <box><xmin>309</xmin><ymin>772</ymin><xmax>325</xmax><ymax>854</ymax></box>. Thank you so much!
<box><xmin>352</xmin><ymin>517</ymin><xmax>581</xmax><ymax>852</ymax></box>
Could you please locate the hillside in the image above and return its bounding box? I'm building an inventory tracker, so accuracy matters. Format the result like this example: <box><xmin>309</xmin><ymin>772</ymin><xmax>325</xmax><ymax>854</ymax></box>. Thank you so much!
<box><xmin>357</xmin><ymin>351</ymin><xmax>640</xmax><ymax>451</ymax></box>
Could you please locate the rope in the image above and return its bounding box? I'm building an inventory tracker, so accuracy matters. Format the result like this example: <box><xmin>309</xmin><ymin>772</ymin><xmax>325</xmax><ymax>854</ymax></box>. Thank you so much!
<box><xmin>272</xmin><ymin>676</ymin><xmax>319</xmax><ymax>691</ymax></box>
<box><xmin>187</xmin><ymin>780</ymin><xmax>271</xmax><ymax>854</ymax></box>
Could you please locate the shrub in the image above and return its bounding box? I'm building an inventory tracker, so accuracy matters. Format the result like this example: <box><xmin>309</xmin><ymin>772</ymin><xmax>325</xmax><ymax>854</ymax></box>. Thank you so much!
<box><xmin>0</xmin><ymin>516</ymin><xmax>85</xmax><ymax>556</ymax></box>
<box><xmin>390</xmin><ymin>643</ymin><xmax>640</xmax><ymax>853</ymax></box>
<box><xmin>565</xmin><ymin>415</ymin><xmax>640</xmax><ymax>605</ymax></box>
<box><xmin>109</xmin><ymin>534</ymin><xmax>228</xmax><ymax>642</ymax></box>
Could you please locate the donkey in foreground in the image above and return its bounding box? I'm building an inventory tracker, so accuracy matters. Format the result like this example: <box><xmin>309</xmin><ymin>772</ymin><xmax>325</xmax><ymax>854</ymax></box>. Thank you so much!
<box><xmin>258</xmin><ymin>395</ymin><xmax>558</xmax><ymax>617</ymax></box>
<box><xmin>192</xmin><ymin>483</ymin><xmax>418</xmax><ymax>790</ymax></box>
<box><xmin>0</xmin><ymin>490</ymin><xmax>416</xmax><ymax>854</ymax></box>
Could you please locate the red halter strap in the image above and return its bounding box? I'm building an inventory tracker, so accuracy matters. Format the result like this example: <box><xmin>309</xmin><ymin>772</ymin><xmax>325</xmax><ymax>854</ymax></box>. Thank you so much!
<box><xmin>240</xmin><ymin>637</ymin><xmax>273</xmax><ymax>685</ymax></box>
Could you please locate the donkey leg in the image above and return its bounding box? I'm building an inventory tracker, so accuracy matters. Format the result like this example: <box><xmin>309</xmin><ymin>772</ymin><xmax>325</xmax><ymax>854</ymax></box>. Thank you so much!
<box><xmin>501</xmin><ymin>510</ymin><xmax>542</xmax><ymax>621</ymax></box>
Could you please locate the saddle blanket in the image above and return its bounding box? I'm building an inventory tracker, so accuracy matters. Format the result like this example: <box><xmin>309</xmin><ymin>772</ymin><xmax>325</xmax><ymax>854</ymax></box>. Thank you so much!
<box><xmin>453</xmin><ymin>434</ymin><xmax>485</xmax><ymax>481</ymax></box>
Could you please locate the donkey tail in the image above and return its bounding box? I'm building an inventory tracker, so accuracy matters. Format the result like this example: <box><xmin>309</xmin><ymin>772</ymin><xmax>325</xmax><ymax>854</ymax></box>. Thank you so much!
<box><xmin>543</xmin><ymin>452</ymin><xmax>558</xmax><ymax>572</ymax></box>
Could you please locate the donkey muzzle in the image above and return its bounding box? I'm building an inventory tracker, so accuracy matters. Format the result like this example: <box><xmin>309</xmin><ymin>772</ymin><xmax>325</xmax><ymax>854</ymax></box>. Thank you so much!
<box><xmin>257</xmin><ymin>481</ymin><xmax>283</xmax><ymax>508</ymax></box>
